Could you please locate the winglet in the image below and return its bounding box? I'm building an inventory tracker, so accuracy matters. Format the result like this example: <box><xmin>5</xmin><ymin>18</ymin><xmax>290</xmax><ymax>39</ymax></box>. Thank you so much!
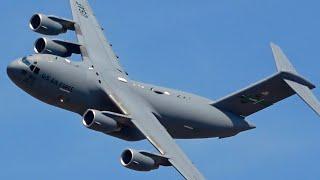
<box><xmin>271</xmin><ymin>43</ymin><xmax>320</xmax><ymax>117</ymax></box>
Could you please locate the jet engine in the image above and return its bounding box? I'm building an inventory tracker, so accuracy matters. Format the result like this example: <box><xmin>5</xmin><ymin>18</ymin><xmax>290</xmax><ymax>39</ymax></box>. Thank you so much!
<box><xmin>82</xmin><ymin>109</ymin><xmax>121</xmax><ymax>133</ymax></box>
<box><xmin>120</xmin><ymin>149</ymin><xmax>171</xmax><ymax>172</ymax></box>
<box><xmin>29</xmin><ymin>14</ymin><xmax>75</xmax><ymax>35</ymax></box>
<box><xmin>34</xmin><ymin>37</ymin><xmax>81</xmax><ymax>57</ymax></box>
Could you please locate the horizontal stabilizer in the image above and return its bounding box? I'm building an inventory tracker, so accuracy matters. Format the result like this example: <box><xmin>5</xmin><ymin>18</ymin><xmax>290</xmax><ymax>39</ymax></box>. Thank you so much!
<box><xmin>271</xmin><ymin>43</ymin><xmax>298</xmax><ymax>73</ymax></box>
<box><xmin>285</xmin><ymin>79</ymin><xmax>320</xmax><ymax>116</ymax></box>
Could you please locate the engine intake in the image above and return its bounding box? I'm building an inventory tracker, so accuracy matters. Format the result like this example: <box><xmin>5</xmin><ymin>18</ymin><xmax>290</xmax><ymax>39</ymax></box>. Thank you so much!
<box><xmin>120</xmin><ymin>149</ymin><xmax>171</xmax><ymax>172</ymax></box>
<box><xmin>83</xmin><ymin>109</ymin><xmax>121</xmax><ymax>133</ymax></box>
<box><xmin>34</xmin><ymin>37</ymin><xmax>81</xmax><ymax>57</ymax></box>
<box><xmin>29</xmin><ymin>14</ymin><xmax>75</xmax><ymax>35</ymax></box>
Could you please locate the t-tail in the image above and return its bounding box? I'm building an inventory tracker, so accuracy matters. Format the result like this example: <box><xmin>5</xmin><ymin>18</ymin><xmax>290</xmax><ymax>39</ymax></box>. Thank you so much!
<box><xmin>270</xmin><ymin>43</ymin><xmax>320</xmax><ymax>116</ymax></box>
<box><xmin>212</xmin><ymin>43</ymin><xmax>320</xmax><ymax>118</ymax></box>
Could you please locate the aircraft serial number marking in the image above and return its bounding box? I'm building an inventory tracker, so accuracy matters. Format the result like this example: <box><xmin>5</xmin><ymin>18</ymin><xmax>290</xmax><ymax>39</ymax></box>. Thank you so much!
<box><xmin>41</xmin><ymin>74</ymin><xmax>74</xmax><ymax>93</ymax></box>
<box><xmin>76</xmin><ymin>1</ymin><xmax>88</xmax><ymax>18</ymax></box>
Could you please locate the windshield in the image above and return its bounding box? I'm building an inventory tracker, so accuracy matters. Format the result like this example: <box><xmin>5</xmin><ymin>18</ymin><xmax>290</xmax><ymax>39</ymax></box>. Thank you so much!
<box><xmin>21</xmin><ymin>57</ymin><xmax>31</xmax><ymax>66</ymax></box>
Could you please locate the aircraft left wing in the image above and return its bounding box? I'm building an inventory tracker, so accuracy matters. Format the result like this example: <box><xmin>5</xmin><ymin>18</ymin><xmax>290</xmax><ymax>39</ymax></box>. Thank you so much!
<box><xmin>93</xmin><ymin>81</ymin><xmax>206</xmax><ymax>179</ymax></box>
<box><xmin>106</xmin><ymin>85</ymin><xmax>205</xmax><ymax>180</ymax></box>
<box><xmin>128</xmin><ymin>105</ymin><xmax>205</xmax><ymax>180</ymax></box>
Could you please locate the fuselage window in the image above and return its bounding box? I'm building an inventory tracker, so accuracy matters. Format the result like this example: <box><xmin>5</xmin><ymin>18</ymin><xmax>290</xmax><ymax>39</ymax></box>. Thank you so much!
<box><xmin>154</xmin><ymin>90</ymin><xmax>164</xmax><ymax>95</ymax></box>
<box><xmin>151</xmin><ymin>88</ymin><xmax>170</xmax><ymax>95</ymax></box>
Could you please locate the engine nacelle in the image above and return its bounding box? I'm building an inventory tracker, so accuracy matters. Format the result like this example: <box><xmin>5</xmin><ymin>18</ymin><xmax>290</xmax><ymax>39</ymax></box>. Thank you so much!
<box><xmin>120</xmin><ymin>149</ymin><xmax>159</xmax><ymax>171</ymax></box>
<box><xmin>34</xmin><ymin>37</ymin><xmax>81</xmax><ymax>57</ymax></box>
<box><xmin>120</xmin><ymin>149</ymin><xmax>171</xmax><ymax>172</ymax></box>
<box><xmin>83</xmin><ymin>109</ymin><xmax>121</xmax><ymax>133</ymax></box>
<box><xmin>29</xmin><ymin>14</ymin><xmax>75</xmax><ymax>35</ymax></box>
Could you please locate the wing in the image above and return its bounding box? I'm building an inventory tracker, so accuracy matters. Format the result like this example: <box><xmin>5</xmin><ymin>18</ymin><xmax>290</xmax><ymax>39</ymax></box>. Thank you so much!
<box><xmin>70</xmin><ymin>0</ymin><xmax>126</xmax><ymax>75</ymax></box>
<box><xmin>70</xmin><ymin>2</ymin><xmax>204</xmax><ymax>178</ymax></box>
<box><xmin>128</xmin><ymin>103</ymin><xmax>205</xmax><ymax>180</ymax></box>
<box><xmin>100</xmin><ymin>80</ymin><xmax>205</xmax><ymax>179</ymax></box>
<box><xmin>96</xmin><ymin>78</ymin><xmax>205</xmax><ymax>179</ymax></box>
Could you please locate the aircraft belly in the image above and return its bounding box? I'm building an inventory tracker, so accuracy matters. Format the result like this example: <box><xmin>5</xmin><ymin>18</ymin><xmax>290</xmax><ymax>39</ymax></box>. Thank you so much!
<box><xmin>135</xmin><ymin>88</ymin><xmax>251</xmax><ymax>139</ymax></box>
<box><xmin>156</xmin><ymin>103</ymin><xmax>238</xmax><ymax>138</ymax></box>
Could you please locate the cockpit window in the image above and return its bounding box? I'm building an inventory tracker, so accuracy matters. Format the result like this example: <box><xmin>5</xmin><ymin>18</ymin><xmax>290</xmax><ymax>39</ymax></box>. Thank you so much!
<box><xmin>33</xmin><ymin>67</ymin><xmax>40</xmax><ymax>74</ymax></box>
<box><xmin>21</xmin><ymin>57</ymin><xmax>31</xmax><ymax>66</ymax></box>
<box><xmin>29</xmin><ymin>65</ymin><xmax>36</xmax><ymax>71</ymax></box>
<box><xmin>21</xmin><ymin>57</ymin><xmax>41</xmax><ymax>75</ymax></box>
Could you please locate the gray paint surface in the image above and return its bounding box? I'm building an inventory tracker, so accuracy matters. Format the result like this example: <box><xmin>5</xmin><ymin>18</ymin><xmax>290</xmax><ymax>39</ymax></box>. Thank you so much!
<box><xmin>6</xmin><ymin>0</ymin><xmax>320</xmax><ymax>179</ymax></box>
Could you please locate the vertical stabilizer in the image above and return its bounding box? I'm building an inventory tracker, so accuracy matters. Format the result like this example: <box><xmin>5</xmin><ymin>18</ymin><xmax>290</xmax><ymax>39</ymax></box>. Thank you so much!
<box><xmin>271</xmin><ymin>42</ymin><xmax>298</xmax><ymax>73</ymax></box>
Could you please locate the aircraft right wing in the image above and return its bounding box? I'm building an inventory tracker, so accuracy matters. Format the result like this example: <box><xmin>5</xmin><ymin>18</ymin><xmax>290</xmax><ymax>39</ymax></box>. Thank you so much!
<box><xmin>70</xmin><ymin>0</ymin><xmax>127</xmax><ymax>75</ymax></box>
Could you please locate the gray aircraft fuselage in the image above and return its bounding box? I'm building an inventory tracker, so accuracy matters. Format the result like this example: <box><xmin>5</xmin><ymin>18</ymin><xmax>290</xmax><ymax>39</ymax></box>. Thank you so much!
<box><xmin>7</xmin><ymin>54</ymin><xmax>255</xmax><ymax>141</ymax></box>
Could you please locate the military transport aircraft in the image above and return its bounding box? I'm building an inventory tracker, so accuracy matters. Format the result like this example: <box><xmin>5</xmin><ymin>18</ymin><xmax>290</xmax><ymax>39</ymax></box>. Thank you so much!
<box><xmin>6</xmin><ymin>0</ymin><xmax>320</xmax><ymax>179</ymax></box>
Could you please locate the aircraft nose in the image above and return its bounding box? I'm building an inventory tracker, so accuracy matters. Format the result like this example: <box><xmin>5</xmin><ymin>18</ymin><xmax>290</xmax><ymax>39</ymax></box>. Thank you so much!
<box><xmin>7</xmin><ymin>59</ymin><xmax>24</xmax><ymax>82</ymax></box>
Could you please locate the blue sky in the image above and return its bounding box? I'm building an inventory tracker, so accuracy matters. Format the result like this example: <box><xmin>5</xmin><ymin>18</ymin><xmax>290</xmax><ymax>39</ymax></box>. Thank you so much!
<box><xmin>1</xmin><ymin>0</ymin><xmax>320</xmax><ymax>179</ymax></box>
